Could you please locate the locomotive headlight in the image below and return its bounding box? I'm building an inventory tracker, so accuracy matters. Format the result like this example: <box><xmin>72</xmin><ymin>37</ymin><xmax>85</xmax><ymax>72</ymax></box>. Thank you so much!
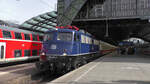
<box><xmin>63</xmin><ymin>49</ymin><xmax>67</xmax><ymax>56</ymax></box>
<box><xmin>63</xmin><ymin>53</ymin><xmax>67</xmax><ymax>56</ymax></box>
<box><xmin>41</xmin><ymin>52</ymin><xmax>46</xmax><ymax>55</ymax></box>
<box><xmin>40</xmin><ymin>52</ymin><xmax>46</xmax><ymax>61</ymax></box>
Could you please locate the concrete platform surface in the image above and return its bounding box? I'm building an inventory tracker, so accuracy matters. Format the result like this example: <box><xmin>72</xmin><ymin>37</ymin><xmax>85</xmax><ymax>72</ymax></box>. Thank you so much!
<box><xmin>46</xmin><ymin>53</ymin><xmax>150</xmax><ymax>84</ymax></box>
<box><xmin>0</xmin><ymin>63</ymin><xmax>38</xmax><ymax>84</ymax></box>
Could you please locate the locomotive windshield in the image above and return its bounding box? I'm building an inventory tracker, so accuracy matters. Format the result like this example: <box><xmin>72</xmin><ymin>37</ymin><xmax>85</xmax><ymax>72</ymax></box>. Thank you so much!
<box><xmin>44</xmin><ymin>33</ymin><xmax>53</xmax><ymax>41</ymax></box>
<box><xmin>57</xmin><ymin>32</ymin><xmax>72</xmax><ymax>41</ymax></box>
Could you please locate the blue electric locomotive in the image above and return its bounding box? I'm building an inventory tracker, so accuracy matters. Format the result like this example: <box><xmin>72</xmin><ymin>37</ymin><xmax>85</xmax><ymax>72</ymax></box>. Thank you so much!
<box><xmin>36</xmin><ymin>26</ymin><xmax>101</xmax><ymax>73</ymax></box>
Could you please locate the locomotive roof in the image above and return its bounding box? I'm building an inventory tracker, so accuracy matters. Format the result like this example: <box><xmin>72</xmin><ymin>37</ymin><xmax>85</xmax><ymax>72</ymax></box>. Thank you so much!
<box><xmin>46</xmin><ymin>28</ymin><xmax>75</xmax><ymax>33</ymax></box>
<box><xmin>46</xmin><ymin>28</ymin><xmax>92</xmax><ymax>37</ymax></box>
<box><xmin>0</xmin><ymin>26</ymin><xmax>43</xmax><ymax>35</ymax></box>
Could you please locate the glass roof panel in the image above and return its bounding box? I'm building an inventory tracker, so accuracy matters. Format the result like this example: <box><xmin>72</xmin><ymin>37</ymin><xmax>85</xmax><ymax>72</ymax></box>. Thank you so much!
<box><xmin>40</xmin><ymin>24</ymin><xmax>46</xmax><ymax>26</ymax></box>
<box><xmin>20</xmin><ymin>11</ymin><xmax>57</xmax><ymax>33</ymax></box>
<box><xmin>28</xmin><ymin>20</ymin><xmax>39</xmax><ymax>24</ymax></box>
<box><xmin>36</xmin><ymin>17</ymin><xmax>45</xmax><ymax>21</ymax></box>
<box><xmin>35</xmin><ymin>27</ymin><xmax>43</xmax><ymax>30</ymax></box>
<box><xmin>42</xmin><ymin>14</ymin><xmax>50</xmax><ymax>19</ymax></box>
<box><xmin>47</xmin><ymin>12</ymin><xmax>57</xmax><ymax>17</ymax></box>
<box><xmin>40</xmin><ymin>28</ymin><xmax>48</xmax><ymax>32</ymax></box>
<box><xmin>41</xmin><ymin>24</ymin><xmax>49</xmax><ymax>27</ymax></box>
<box><xmin>22</xmin><ymin>23</ymin><xmax>32</xmax><ymax>28</ymax></box>
<box><xmin>49</xmin><ymin>23</ymin><xmax>57</xmax><ymax>26</ymax></box>
<box><xmin>28</xmin><ymin>19</ymin><xmax>37</xmax><ymax>23</ymax></box>
<box><xmin>46</xmin><ymin>25</ymin><xmax>54</xmax><ymax>28</ymax></box>
<box><xmin>47</xmin><ymin>22</ymin><xmax>53</xmax><ymax>24</ymax></box>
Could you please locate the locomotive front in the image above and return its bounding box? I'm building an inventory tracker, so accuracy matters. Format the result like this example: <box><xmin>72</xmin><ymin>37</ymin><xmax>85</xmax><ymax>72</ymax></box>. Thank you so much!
<box><xmin>43</xmin><ymin>29</ymin><xmax>73</xmax><ymax>56</ymax></box>
<box><xmin>36</xmin><ymin>29</ymin><xmax>75</xmax><ymax>71</ymax></box>
<box><xmin>36</xmin><ymin>27</ymin><xmax>101</xmax><ymax>72</ymax></box>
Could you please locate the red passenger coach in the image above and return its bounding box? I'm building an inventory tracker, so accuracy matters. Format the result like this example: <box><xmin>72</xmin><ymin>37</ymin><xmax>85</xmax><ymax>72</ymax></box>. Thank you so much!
<box><xmin>0</xmin><ymin>26</ymin><xmax>43</xmax><ymax>64</ymax></box>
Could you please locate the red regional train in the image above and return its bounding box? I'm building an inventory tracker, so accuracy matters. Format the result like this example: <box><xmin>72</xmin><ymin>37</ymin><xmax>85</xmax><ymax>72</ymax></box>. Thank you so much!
<box><xmin>0</xmin><ymin>26</ymin><xmax>43</xmax><ymax>64</ymax></box>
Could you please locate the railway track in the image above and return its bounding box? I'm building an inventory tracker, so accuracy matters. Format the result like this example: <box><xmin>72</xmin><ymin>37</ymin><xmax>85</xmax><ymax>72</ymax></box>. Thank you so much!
<box><xmin>0</xmin><ymin>63</ymin><xmax>40</xmax><ymax>84</ymax></box>
<box><xmin>0</xmin><ymin>62</ymin><xmax>65</xmax><ymax>84</ymax></box>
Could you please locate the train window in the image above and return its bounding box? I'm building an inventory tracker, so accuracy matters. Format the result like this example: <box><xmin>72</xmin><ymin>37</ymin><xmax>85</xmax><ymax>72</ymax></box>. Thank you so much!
<box><xmin>14</xmin><ymin>50</ymin><xmax>22</xmax><ymax>58</ymax></box>
<box><xmin>15</xmin><ymin>32</ymin><xmax>22</xmax><ymax>39</ymax></box>
<box><xmin>32</xmin><ymin>50</ymin><xmax>37</xmax><ymax>56</ymax></box>
<box><xmin>32</xmin><ymin>34</ymin><xmax>38</xmax><ymax>41</ymax></box>
<box><xmin>74</xmin><ymin>33</ymin><xmax>77</xmax><ymax>41</ymax></box>
<box><xmin>39</xmin><ymin>50</ymin><xmax>41</xmax><ymax>54</ymax></box>
<box><xmin>57</xmin><ymin>32</ymin><xmax>72</xmax><ymax>41</ymax></box>
<box><xmin>88</xmin><ymin>37</ymin><xmax>92</xmax><ymax>44</ymax></box>
<box><xmin>91</xmin><ymin>39</ymin><xmax>93</xmax><ymax>44</ymax></box>
<box><xmin>94</xmin><ymin>40</ymin><xmax>99</xmax><ymax>45</ymax></box>
<box><xmin>81</xmin><ymin>35</ymin><xmax>85</xmax><ymax>43</ymax></box>
<box><xmin>0</xmin><ymin>46</ymin><xmax>4</xmax><ymax>59</ymax></box>
<box><xmin>44</xmin><ymin>33</ymin><xmax>53</xmax><ymax>41</ymax></box>
<box><xmin>24</xmin><ymin>50</ymin><xmax>31</xmax><ymax>56</ymax></box>
<box><xmin>86</xmin><ymin>37</ymin><xmax>88</xmax><ymax>44</ymax></box>
<box><xmin>94</xmin><ymin>40</ymin><xmax>96</xmax><ymax>45</ymax></box>
<box><xmin>24</xmin><ymin>34</ymin><xmax>30</xmax><ymax>40</ymax></box>
<box><xmin>2</xmin><ymin>30</ymin><xmax>12</xmax><ymax>39</ymax></box>
<box><xmin>77</xmin><ymin>35</ymin><xmax>80</xmax><ymax>41</ymax></box>
<box><xmin>74</xmin><ymin>33</ymin><xmax>80</xmax><ymax>42</ymax></box>
<box><xmin>39</xmin><ymin>35</ymin><xmax>43</xmax><ymax>41</ymax></box>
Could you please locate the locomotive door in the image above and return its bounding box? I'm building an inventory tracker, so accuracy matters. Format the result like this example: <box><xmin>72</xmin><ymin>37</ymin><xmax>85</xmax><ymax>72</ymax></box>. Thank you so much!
<box><xmin>0</xmin><ymin>43</ymin><xmax>6</xmax><ymax>60</ymax></box>
<box><xmin>76</xmin><ymin>34</ymin><xmax>80</xmax><ymax>54</ymax></box>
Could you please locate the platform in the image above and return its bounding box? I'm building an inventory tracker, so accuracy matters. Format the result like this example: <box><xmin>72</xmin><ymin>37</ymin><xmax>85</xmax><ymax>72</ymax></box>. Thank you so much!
<box><xmin>0</xmin><ymin>63</ymin><xmax>38</xmax><ymax>84</ymax></box>
<box><xmin>47</xmin><ymin>53</ymin><xmax>150</xmax><ymax>84</ymax></box>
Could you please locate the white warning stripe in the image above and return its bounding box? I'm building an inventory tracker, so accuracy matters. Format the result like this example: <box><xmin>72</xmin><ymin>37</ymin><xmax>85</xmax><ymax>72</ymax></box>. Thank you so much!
<box><xmin>74</xmin><ymin>62</ymin><xmax>99</xmax><ymax>82</ymax></box>
<box><xmin>0</xmin><ymin>38</ymin><xmax>42</xmax><ymax>43</ymax></box>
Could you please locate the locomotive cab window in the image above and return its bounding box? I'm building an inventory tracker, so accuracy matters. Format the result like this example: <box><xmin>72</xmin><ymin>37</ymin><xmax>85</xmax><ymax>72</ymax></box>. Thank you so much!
<box><xmin>2</xmin><ymin>30</ymin><xmax>12</xmax><ymax>39</ymax></box>
<box><xmin>15</xmin><ymin>32</ymin><xmax>22</xmax><ymax>39</ymax></box>
<box><xmin>74</xmin><ymin>33</ymin><xmax>80</xmax><ymax>42</ymax></box>
<box><xmin>44</xmin><ymin>33</ymin><xmax>53</xmax><ymax>41</ymax></box>
<box><xmin>57</xmin><ymin>32</ymin><xmax>72</xmax><ymax>41</ymax></box>
<box><xmin>24</xmin><ymin>34</ymin><xmax>30</xmax><ymax>40</ymax></box>
<box><xmin>77</xmin><ymin>34</ymin><xmax>80</xmax><ymax>41</ymax></box>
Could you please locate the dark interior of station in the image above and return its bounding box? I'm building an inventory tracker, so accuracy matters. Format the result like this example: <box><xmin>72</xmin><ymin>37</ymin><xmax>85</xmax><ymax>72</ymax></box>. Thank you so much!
<box><xmin>57</xmin><ymin>0</ymin><xmax>150</xmax><ymax>45</ymax></box>
<box><xmin>73</xmin><ymin>18</ymin><xmax>150</xmax><ymax>45</ymax></box>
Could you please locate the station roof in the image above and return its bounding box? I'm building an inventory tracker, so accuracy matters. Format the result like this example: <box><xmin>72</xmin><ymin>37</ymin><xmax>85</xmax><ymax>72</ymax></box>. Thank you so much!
<box><xmin>20</xmin><ymin>11</ymin><xmax>57</xmax><ymax>33</ymax></box>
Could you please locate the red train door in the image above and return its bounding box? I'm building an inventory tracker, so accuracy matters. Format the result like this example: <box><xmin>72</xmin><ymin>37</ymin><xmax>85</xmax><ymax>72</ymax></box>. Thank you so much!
<box><xmin>0</xmin><ymin>42</ymin><xmax>6</xmax><ymax>60</ymax></box>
